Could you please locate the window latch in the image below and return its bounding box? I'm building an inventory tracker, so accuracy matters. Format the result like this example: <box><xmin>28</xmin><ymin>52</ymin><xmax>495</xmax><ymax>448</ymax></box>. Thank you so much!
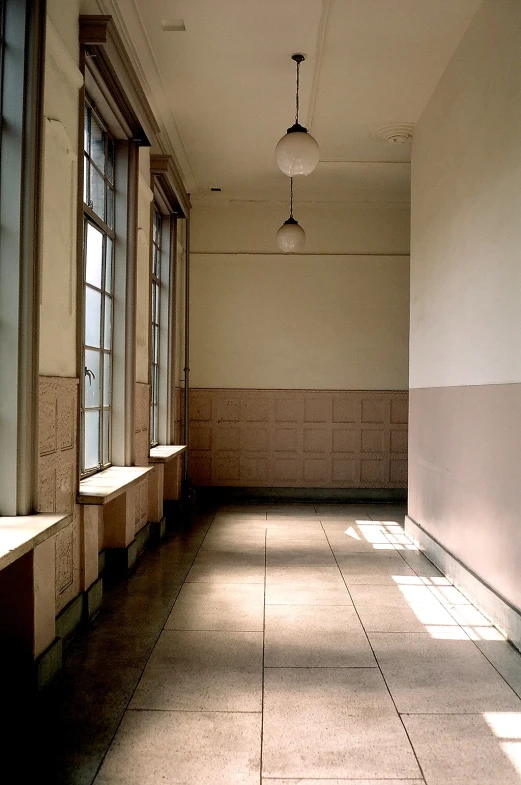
<box><xmin>84</xmin><ymin>366</ymin><xmax>95</xmax><ymax>385</ymax></box>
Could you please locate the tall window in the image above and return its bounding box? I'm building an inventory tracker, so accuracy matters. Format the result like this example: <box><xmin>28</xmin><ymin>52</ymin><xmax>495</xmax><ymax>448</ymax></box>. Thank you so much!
<box><xmin>81</xmin><ymin>103</ymin><xmax>115</xmax><ymax>475</ymax></box>
<box><xmin>150</xmin><ymin>207</ymin><xmax>162</xmax><ymax>447</ymax></box>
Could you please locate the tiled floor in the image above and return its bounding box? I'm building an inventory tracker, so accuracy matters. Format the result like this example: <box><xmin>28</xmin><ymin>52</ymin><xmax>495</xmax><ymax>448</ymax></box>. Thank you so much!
<box><xmin>32</xmin><ymin>504</ymin><xmax>521</xmax><ymax>784</ymax></box>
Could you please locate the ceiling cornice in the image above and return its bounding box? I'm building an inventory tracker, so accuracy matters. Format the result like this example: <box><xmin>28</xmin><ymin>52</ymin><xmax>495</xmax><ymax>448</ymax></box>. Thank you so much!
<box><xmin>96</xmin><ymin>0</ymin><xmax>198</xmax><ymax>194</ymax></box>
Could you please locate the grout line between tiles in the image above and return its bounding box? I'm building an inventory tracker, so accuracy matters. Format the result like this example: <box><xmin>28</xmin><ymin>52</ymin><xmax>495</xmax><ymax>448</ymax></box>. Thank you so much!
<box><xmin>128</xmin><ymin>707</ymin><xmax>263</xmax><ymax>714</ymax></box>
<box><xmin>260</xmin><ymin>526</ymin><xmax>267</xmax><ymax>785</ymax></box>
<box><xmin>320</xmin><ymin>518</ymin><xmax>428</xmax><ymax>784</ymax></box>
<box><xmin>392</xmin><ymin>524</ymin><xmax>521</xmax><ymax>702</ymax></box>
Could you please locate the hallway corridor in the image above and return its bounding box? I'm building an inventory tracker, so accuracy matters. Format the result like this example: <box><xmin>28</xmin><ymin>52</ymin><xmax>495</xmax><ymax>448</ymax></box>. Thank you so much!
<box><xmin>42</xmin><ymin>504</ymin><xmax>521</xmax><ymax>784</ymax></box>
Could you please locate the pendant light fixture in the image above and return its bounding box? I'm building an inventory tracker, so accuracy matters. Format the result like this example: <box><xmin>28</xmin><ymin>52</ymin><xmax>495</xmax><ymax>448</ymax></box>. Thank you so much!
<box><xmin>275</xmin><ymin>53</ymin><xmax>320</xmax><ymax>177</ymax></box>
<box><xmin>276</xmin><ymin>177</ymin><xmax>306</xmax><ymax>253</ymax></box>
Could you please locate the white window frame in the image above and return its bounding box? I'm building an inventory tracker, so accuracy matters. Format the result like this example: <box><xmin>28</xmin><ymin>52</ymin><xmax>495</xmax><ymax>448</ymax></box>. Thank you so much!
<box><xmin>81</xmin><ymin>101</ymin><xmax>116</xmax><ymax>476</ymax></box>
<box><xmin>0</xmin><ymin>0</ymin><xmax>45</xmax><ymax>514</ymax></box>
<box><xmin>79</xmin><ymin>15</ymin><xmax>158</xmax><ymax>473</ymax></box>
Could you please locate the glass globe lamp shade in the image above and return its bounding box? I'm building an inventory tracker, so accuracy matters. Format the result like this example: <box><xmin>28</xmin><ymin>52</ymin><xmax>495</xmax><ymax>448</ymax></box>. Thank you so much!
<box><xmin>275</xmin><ymin>123</ymin><xmax>320</xmax><ymax>177</ymax></box>
<box><xmin>276</xmin><ymin>217</ymin><xmax>306</xmax><ymax>253</ymax></box>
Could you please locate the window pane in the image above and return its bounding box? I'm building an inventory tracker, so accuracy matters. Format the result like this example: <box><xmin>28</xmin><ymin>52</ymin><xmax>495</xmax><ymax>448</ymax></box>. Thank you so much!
<box><xmin>104</xmin><ymin>295</ymin><xmax>112</xmax><ymax>350</ymax></box>
<box><xmin>105</xmin><ymin>237</ymin><xmax>113</xmax><ymax>293</ymax></box>
<box><xmin>90</xmin><ymin>165</ymin><xmax>105</xmax><ymax>221</ymax></box>
<box><xmin>84</xmin><ymin>349</ymin><xmax>100</xmax><ymax>408</ymax></box>
<box><xmin>153</xmin><ymin>324</ymin><xmax>159</xmax><ymax>363</ymax></box>
<box><xmin>85</xmin><ymin>286</ymin><xmax>102</xmax><ymax>348</ymax></box>
<box><xmin>84</xmin><ymin>410</ymin><xmax>100</xmax><ymax>471</ymax></box>
<box><xmin>102</xmin><ymin>411</ymin><xmax>110</xmax><ymax>465</ymax></box>
<box><xmin>103</xmin><ymin>352</ymin><xmax>111</xmax><ymax>407</ymax></box>
<box><xmin>85</xmin><ymin>222</ymin><xmax>103</xmax><ymax>287</ymax></box>
<box><xmin>152</xmin><ymin>364</ymin><xmax>159</xmax><ymax>403</ymax></box>
<box><xmin>84</xmin><ymin>109</ymin><xmax>90</xmax><ymax>154</ymax></box>
<box><xmin>106</xmin><ymin>185</ymin><xmax>114</xmax><ymax>229</ymax></box>
<box><xmin>107</xmin><ymin>138</ymin><xmax>114</xmax><ymax>183</ymax></box>
<box><xmin>83</xmin><ymin>156</ymin><xmax>89</xmax><ymax>204</ymax></box>
<box><xmin>90</xmin><ymin>113</ymin><xmax>105</xmax><ymax>171</ymax></box>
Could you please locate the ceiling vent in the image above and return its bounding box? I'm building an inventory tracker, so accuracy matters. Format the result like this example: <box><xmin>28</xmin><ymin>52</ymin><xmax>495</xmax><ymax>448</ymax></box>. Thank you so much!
<box><xmin>161</xmin><ymin>19</ymin><xmax>186</xmax><ymax>32</ymax></box>
<box><xmin>369</xmin><ymin>123</ymin><xmax>414</xmax><ymax>144</ymax></box>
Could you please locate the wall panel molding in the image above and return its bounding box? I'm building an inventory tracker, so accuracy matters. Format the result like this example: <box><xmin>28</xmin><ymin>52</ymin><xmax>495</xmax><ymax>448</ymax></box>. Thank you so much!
<box><xmin>38</xmin><ymin>376</ymin><xmax>80</xmax><ymax>613</ymax></box>
<box><xmin>189</xmin><ymin>388</ymin><xmax>408</xmax><ymax>489</ymax></box>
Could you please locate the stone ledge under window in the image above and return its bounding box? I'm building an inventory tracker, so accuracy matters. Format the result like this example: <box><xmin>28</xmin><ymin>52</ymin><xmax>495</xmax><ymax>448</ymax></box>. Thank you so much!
<box><xmin>149</xmin><ymin>445</ymin><xmax>186</xmax><ymax>464</ymax></box>
<box><xmin>77</xmin><ymin>466</ymin><xmax>153</xmax><ymax>506</ymax></box>
<box><xmin>0</xmin><ymin>512</ymin><xmax>73</xmax><ymax>570</ymax></box>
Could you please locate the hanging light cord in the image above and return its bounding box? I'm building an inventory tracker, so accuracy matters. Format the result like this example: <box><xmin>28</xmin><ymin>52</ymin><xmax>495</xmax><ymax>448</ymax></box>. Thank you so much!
<box><xmin>295</xmin><ymin>59</ymin><xmax>300</xmax><ymax>125</ymax></box>
<box><xmin>290</xmin><ymin>177</ymin><xmax>294</xmax><ymax>218</ymax></box>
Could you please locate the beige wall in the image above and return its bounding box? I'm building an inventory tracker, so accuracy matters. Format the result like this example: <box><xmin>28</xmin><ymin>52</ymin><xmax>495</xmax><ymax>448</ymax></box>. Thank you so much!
<box><xmin>39</xmin><ymin>15</ymin><xmax>82</xmax><ymax>376</ymax></box>
<box><xmin>409</xmin><ymin>0</ymin><xmax>521</xmax><ymax>611</ymax></box>
<box><xmin>410</xmin><ymin>0</ymin><xmax>521</xmax><ymax>390</ymax></box>
<box><xmin>191</xmin><ymin>202</ymin><xmax>410</xmax><ymax>391</ymax></box>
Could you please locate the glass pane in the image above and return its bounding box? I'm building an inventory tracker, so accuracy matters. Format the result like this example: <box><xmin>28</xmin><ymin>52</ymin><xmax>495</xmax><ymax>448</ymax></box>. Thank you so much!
<box><xmin>103</xmin><ymin>411</ymin><xmax>110</xmax><ymax>465</ymax></box>
<box><xmin>152</xmin><ymin>364</ymin><xmax>159</xmax><ymax>403</ymax></box>
<box><xmin>85</xmin><ymin>222</ymin><xmax>103</xmax><ymax>287</ymax></box>
<box><xmin>83</xmin><ymin>156</ymin><xmax>89</xmax><ymax>204</ymax></box>
<box><xmin>90</xmin><ymin>114</ymin><xmax>105</xmax><ymax>171</ymax></box>
<box><xmin>104</xmin><ymin>295</ymin><xmax>112</xmax><ymax>350</ymax></box>
<box><xmin>84</xmin><ymin>108</ymin><xmax>90</xmax><ymax>154</ymax></box>
<box><xmin>107</xmin><ymin>138</ymin><xmax>115</xmax><ymax>183</ymax></box>
<box><xmin>84</xmin><ymin>409</ymin><xmax>100</xmax><ymax>471</ymax></box>
<box><xmin>151</xmin><ymin>282</ymin><xmax>157</xmax><ymax>324</ymax></box>
<box><xmin>90</xmin><ymin>165</ymin><xmax>105</xmax><ymax>220</ymax></box>
<box><xmin>103</xmin><ymin>352</ymin><xmax>111</xmax><ymax>407</ymax></box>
<box><xmin>106</xmin><ymin>185</ymin><xmax>114</xmax><ymax>229</ymax></box>
<box><xmin>150</xmin><ymin>403</ymin><xmax>157</xmax><ymax>446</ymax></box>
<box><xmin>153</xmin><ymin>325</ymin><xmax>159</xmax><ymax>363</ymax></box>
<box><xmin>105</xmin><ymin>237</ymin><xmax>113</xmax><ymax>293</ymax></box>
<box><xmin>84</xmin><ymin>349</ymin><xmax>100</xmax><ymax>408</ymax></box>
<box><xmin>85</xmin><ymin>286</ymin><xmax>102</xmax><ymax>348</ymax></box>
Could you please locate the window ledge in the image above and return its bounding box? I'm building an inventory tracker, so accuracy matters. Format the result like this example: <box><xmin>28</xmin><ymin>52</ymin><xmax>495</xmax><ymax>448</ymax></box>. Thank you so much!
<box><xmin>0</xmin><ymin>512</ymin><xmax>73</xmax><ymax>571</ymax></box>
<box><xmin>77</xmin><ymin>466</ymin><xmax>153</xmax><ymax>506</ymax></box>
<box><xmin>149</xmin><ymin>445</ymin><xmax>186</xmax><ymax>464</ymax></box>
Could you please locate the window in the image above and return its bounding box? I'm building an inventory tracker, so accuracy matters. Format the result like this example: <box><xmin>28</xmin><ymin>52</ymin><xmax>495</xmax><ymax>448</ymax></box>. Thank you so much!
<box><xmin>150</xmin><ymin>207</ymin><xmax>162</xmax><ymax>447</ymax></box>
<box><xmin>0</xmin><ymin>0</ymin><xmax>44</xmax><ymax>514</ymax></box>
<box><xmin>81</xmin><ymin>103</ymin><xmax>115</xmax><ymax>475</ymax></box>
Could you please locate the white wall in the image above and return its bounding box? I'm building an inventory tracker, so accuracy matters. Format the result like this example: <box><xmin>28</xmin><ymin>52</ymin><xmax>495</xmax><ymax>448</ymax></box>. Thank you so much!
<box><xmin>410</xmin><ymin>0</ymin><xmax>521</xmax><ymax>390</ymax></box>
<box><xmin>190</xmin><ymin>201</ymin><xmax>410</xmax><ymax>390</ymax></box>
<box><xmin>409</xmin><ymin>0</ymin><xmax>521</xmax><ymax>613</ymax></box>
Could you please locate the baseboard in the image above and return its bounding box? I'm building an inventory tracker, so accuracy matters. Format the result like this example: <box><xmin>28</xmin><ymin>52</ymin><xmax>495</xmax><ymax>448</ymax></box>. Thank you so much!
<box><xmin>150</xmin><ymin>516</ymin><xmax>167</xmax><ymax>542</ymax></box>
<box><xmin>104</xmin><ymin>523</ymin><xmax>151</xmax><ymax>578</ymax></box>
<box><xmin>196</xmin><ymin>486</ymin><xmax>407</xmax><ymax>504</ymax></box>
<box><xmin>55</xmin><ymin>594</ymin><xmax>83</xmax><ymax>642</ymax></box>
<box><xmin>36</xmin><ymin>637</ymin><xmax>63</xmax><ymax>691</ymax></box>
<box><xmin>84</xmin><ymin>576</ymin><xmax>103</xmax><ymax>620</ymax></box>
<box><xmin>405</xmin><ymin>515</ymin><xmax>521</xmax><ymax>652</ymax></box>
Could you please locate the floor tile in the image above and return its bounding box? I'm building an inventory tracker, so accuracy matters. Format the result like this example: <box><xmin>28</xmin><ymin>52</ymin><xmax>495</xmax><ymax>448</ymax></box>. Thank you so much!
<box><xmin>265</xmin><ymin>583</ymin><xmax>352</xmax><ymax>606</ymax></box>
<box><xmin>165</xmin><ymin>582</ymin><xmax>264</xmax><ymax>631</ymax></box>
<box><xmin>186</xmin><ymin>548</ymin><xmax>265</xmax><ymax>584</ymax></box>
<box><xmin>338</xmin><ymin>553</ymin><xmax>416</xmax><ymax>585</ymax></box>
<box><xmin>313</xmin><ymin>505</ymin><xmax>372</xmax><ymax>518</ymax></box>
<box><xmin>403</xmin><ymin>713</ymin><xmax>521</xmax><ymax>785</ymax></box>
<box><xmin>130</xmin><ymin>630</ymin><xmax>263</xmax><ymax>711</ymax></box>
<box><xmin>262</xmin><ymin>668</ymin><xmax>420</xmax><ymax>779</ymax></box>
<box><xmin>266</xmin><ymin>565</ymin><xmax>345</xmax><ymax>588</ymax></box>
<box><xmin>266</xmin><ymin>540</ymin><xmax>336</xmax><ymax>567</ymax></box>
<box><xmin>265</xmin><ymin>604</ymin><xmax>375</xmax><ymax>666</ymax></box>
<box><xmin>95</xmin><ymin>710</ymin><xmax>261</xmax><ymax>785</ymax></box>
<box><xmin>266</xmin><ymin>523</ymin><xmax>326</xmax><ymax>540</ymax></box>
<box><xmin>350</xmin><ymin>584</ymin><xmax>457</xmax><ymax>632</ymax></box>
<box><xmin>475</xmin><ymin>640</ymin><xmax>521</xmax><ymax>699</ymax></box>
<box><xmin>369</xmin><ymin>632</ymin><xmax>521</xmax><ymax>713</ymax></box>
<box><xmin>265</xmin><ymin>781</ymin><xmax>425</xmax><ymax>785</ymax></box>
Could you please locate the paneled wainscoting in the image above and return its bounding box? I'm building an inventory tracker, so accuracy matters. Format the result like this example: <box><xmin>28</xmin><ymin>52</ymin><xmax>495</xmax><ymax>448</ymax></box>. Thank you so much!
<box><xmin>188</xmin><ymin>389</ymin><xmax>408</xmax><ymax>489</ymax></box>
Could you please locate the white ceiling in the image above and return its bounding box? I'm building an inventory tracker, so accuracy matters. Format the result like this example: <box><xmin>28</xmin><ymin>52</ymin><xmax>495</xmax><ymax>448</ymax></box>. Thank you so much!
<box><xmin>115</xmin><ymin>0</ymin><xmax>481</xmax><ymax>203</ymax></box>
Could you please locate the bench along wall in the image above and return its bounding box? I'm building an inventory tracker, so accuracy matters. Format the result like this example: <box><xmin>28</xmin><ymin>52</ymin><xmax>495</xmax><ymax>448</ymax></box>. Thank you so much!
<box><xmin>189</xmin><ymin>202</ymin><xmax>410</xmax><ymax>491</ymax></box>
